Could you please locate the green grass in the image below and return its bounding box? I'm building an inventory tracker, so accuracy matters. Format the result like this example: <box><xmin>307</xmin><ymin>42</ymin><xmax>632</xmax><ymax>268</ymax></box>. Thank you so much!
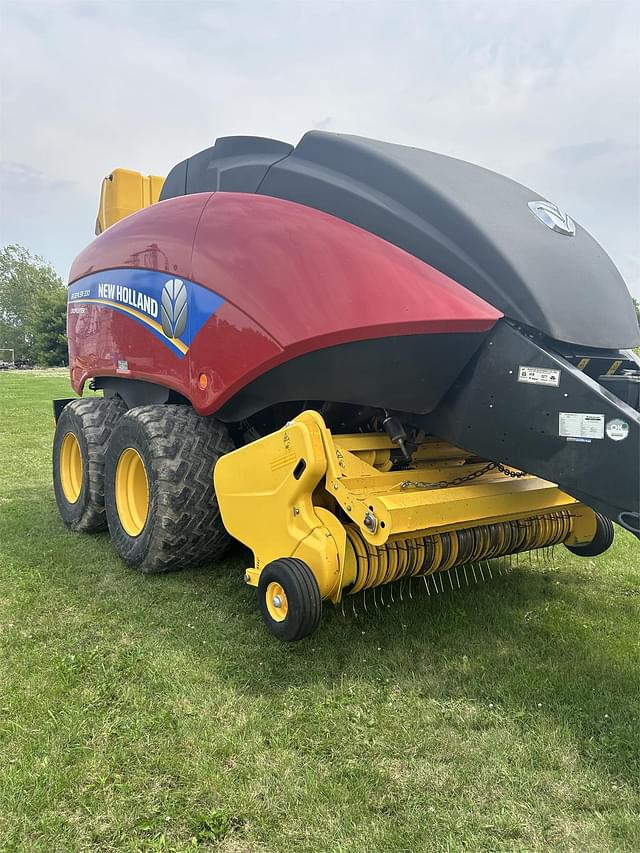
<box><xmin>1</xmin><ymin>370</ymin><xmax>639</xmax><ymax>853</ymax></box>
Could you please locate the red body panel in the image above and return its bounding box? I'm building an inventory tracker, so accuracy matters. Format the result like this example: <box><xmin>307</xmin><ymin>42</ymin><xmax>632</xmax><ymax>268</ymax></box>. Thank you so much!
<box><xmin>70</xmin><ymin>194</ymin><xmax>208</xmax><ymax>281</ymax></box>
<box><xmin>68</xmin><ymin>193</ymin><xmax>502</xmax><ymax>414</ymax></box>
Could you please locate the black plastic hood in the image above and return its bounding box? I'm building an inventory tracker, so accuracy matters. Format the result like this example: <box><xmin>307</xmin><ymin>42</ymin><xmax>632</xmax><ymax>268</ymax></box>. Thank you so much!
<box><xmin>160</xmin><ymin>135</ymin><xmax>293</xmax><ymax>199</ymax></box>
<box><xmin>161</xmin><ymin>131</ymin><xmax>640</xmax><ymax>349</ymax></box>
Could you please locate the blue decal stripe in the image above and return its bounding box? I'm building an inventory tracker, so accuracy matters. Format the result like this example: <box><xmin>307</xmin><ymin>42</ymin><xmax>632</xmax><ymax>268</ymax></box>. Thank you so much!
<box><xmin>67</xmin><ymin>268</ymin><xmax>225</xmax><ymax>357</ymax></box>
<box><xmin>72</xmin><ymin>298</ymin><xmax>189</xmax><ymax>355</ymax></box>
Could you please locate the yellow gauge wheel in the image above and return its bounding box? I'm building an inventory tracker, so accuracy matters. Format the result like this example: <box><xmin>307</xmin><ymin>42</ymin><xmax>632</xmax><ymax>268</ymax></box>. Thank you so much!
<box><xmin>265</xmin><ymin>581</ymin><xmax>289</xmax><ymax>622</ymax></box>
<box><xmin>115</xmin><ymin>448</ymin><xmax>149</xmax><ymax>537</ymax></box>
<box><xmin>59</xmin><ymin>432</ymin><xmax>83</xmax><ymax>504</ymax></box>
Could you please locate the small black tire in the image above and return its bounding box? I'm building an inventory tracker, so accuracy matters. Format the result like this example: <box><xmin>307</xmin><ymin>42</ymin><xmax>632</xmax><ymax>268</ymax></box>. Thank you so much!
<box><xmin>258</xmin><ymin>558</ymin><xmax>322</xmax><ymax>642</ymax></box>
<box><xmin>565</xmin><ymin>513</ymin><xmax>615</xmax><ymax>557</ymax></box>
<box><xmin>53</xmin><ymin>397</ymin><xmax>127</xmax><ymax>532</ymax></box>
<box><xmin>104</xmin><ymin>405</ymin><xmax>234</xmax><ymax>573</ymax></box>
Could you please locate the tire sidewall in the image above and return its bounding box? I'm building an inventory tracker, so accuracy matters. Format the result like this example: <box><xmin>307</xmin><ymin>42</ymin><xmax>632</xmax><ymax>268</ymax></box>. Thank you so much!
<box><xmin>104</xmin><ymin>416</ymin><xmax>158</xmax><ymax>570</ymax></box>
<box><xmin>258</xmin><ymin>560</ymin><xmax>321</xmax><ymax>642</ymax></box>
<box><xmin>53</xmin><ymin>405</ymin><xmax>92</xmax><ymax>528</ymax></box>
<box><xmin>565</xmin><ymin>513</ymin><xmax>614</xmax><ymax>557</ymax></box>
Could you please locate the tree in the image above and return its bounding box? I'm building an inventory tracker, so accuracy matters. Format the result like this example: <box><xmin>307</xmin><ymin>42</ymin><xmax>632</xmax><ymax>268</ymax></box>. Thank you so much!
<box><xmin>0</xmin><ymin>244</ymin><xmax>67</xmax><ymax>364</ymax></box>
<box><xmin>28</xmin><ymin>286</ymin><xmax>68</xmax><ymax>366</ymax></box>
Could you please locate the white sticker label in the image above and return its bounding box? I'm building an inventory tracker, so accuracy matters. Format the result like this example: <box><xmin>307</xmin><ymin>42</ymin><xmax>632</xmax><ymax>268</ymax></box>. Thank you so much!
<box><xmin>518</xmin><ymin>366</ymin><xmax>561</xmax><ymax>387</ymax></box>
<box><xmin>606</xmin><ymin>418</ymin><xmax>629</xmax><ymax>441</ymax></box>
<box><xmin>116</xmin><ymin>359</ymin><xmax>129</xmax><ymax>373</ymax></box>
<box><xmin>559</xmin><ymin>412</ymin><xmax>604</xmax><ymax>440</ymax></box>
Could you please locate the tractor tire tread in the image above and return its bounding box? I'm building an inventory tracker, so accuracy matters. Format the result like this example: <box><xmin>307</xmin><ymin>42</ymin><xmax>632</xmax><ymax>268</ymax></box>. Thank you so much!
<box><xmin>53</xmin><ymin>396</ymin><xmax>127</xmax><ymax>532</ymax></box>
<box><xmin>105</xmin><ymin>404</ymin><xmax>234</xmax><ymax>573</ymax></box>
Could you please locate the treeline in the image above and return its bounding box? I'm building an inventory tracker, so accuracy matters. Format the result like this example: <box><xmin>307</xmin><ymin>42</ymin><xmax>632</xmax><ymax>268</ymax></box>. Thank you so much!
<box><xmin>0</xmin><ymin>245</ymin><xmax>67</xmax><ymax>367</ymax></box>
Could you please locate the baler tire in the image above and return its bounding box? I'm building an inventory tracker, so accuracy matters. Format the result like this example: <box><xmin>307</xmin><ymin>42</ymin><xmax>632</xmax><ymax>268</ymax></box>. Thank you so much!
<box><xmin>104</xmin><ymin>405</ymin><xmax>234</xmax><ymax>573</ymax></box>
<box><xmin>258</xmin><ymin>558</ymin><xmax>322</xmax><ymax>642</ymax></box>
<box><xmin>53</xmin><ymin>396</ymin><xmax>127</xmax><ymax>532</ymax></box>
<box><xmin>565</xmin><ymin>512</ymin><xmax>615</xmax><ymax>557</ymax></box>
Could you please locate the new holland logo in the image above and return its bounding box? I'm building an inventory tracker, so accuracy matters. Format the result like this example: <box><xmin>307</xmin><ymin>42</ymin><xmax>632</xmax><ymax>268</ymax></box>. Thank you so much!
<box><xmin>527</xmin><ymin>200</ymin><xmax>576</xmax><ymax>236</ymax></box>
<box><xmin>160</xmin><ymin>279</ymin><xmax>188</xmax><ymax>339</ymax></box>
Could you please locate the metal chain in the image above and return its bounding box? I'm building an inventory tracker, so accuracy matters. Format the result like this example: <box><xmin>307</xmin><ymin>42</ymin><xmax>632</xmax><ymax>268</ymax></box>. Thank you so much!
<box><xmin>398</xmin><ymin>460</ymin><xmax>527</xmax><ymax>491</ymax></box>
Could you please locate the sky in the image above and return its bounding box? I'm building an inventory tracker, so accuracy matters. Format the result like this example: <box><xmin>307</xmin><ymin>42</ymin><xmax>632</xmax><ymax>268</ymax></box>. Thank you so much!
<box><xmin>0</xmin><ymin>0</ymin><xmax>638</xmax><ymax>296</ymax></box>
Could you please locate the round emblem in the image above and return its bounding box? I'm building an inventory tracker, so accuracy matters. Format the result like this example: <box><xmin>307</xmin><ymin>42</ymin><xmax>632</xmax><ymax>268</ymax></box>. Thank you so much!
<box><xmin>605</xmin><ymin>418</ymin><xmax>629</xmax><ymax>441</ymax></box>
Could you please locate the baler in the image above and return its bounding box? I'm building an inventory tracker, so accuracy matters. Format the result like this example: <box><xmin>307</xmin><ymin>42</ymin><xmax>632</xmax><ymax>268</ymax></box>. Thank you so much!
<box><xmin>53</xmin><ymin>132</ymin><xmax>640</xmax><ymax>641</ymax></box>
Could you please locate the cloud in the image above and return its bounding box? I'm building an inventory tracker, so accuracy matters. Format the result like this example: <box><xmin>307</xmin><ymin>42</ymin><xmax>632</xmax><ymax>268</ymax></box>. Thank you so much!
<box><xmin>311</xmin><ymin>117</ymin><xmax>333</xmax><ymax>131</ymax></box>
<box><xmin>0</xmin><ymin>0</ymin><xmax>638</xmax><ymax>295</ymax></box>
<box><xmin>547</xmin><ymin>140</ymin><xmax>639</xmax><ymax>165</ymax></box>
<box><xmin>0</xmin><ymin>162</ymin><xmax>76</xmax><ymax>195</ymax></box>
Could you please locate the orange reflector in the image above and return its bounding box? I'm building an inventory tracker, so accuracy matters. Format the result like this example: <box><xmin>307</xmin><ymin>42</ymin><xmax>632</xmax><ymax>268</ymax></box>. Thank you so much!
<box><xmin>198</xmin><ymin>373</ymin><xmax>208</xmax><ymax>390</ymax></box>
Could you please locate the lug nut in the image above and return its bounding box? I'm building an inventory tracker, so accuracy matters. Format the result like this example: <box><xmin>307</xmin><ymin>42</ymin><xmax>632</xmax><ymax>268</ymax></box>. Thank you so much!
<box><xmin>364</xmin><ymin>511</ymin><xmax>378</xmax><ymax>533</ymax></box>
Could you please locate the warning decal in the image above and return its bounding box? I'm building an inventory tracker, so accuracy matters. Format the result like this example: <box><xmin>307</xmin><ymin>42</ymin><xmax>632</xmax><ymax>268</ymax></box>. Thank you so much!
<box><xmin>518</xmin><ymin>366</ymin><xmax>561</xmax><ymax>387</ymax></box>
<box><xmin>559</xmin><ymin>412</ymin><xmax>605</xmax><ymax>440</ymax></box>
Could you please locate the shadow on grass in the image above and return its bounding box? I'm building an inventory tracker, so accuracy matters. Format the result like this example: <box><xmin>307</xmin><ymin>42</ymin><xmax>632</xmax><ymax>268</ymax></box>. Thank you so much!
<box><xmin>214</xmin><ymin>570</ymin><xmax>639</xmax><ymax>791</ymax></box>
<box><xmin>5</xmin><ymin>488</ymin><xmax>640</xmax><ymax>791</ymax></box>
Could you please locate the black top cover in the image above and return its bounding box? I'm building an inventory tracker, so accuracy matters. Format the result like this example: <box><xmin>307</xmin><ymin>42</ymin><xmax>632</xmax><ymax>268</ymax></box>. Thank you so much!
<box><xmin>160</xmin><ymin>136</ymin><xmax>293</xmax><ymax>199</ymax></box>
<box><xmin>162</xmin><ymin>132</ymin><xmax>640</xmax><ymax>349</ymax></box>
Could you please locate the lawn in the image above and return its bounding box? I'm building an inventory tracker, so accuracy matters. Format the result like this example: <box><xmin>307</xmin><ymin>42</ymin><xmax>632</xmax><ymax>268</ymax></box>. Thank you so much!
<box><xmin>0</xmin><ymin>370</ymin><xmax>639</xmax><ymax>853</ymax></box>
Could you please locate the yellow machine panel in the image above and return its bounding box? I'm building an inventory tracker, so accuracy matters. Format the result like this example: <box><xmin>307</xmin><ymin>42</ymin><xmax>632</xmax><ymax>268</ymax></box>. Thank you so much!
<box><xmin>95</xmin><ymin>169</ymin><xmax>164</xmax><ymax>234</ymax></box>
<box><xmin>214</xmin><ymin>411</ymin><xmax>598</xmax><ymax>609</ymax></box>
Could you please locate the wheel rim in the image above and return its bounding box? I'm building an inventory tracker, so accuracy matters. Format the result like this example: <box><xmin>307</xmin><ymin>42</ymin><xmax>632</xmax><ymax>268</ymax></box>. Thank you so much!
<box><xmin>60</xmin><ymin>432</ymin><xmax>83</xmax><ymax>504</ymax></box>
<box><xmin>265</xmin><ymin>581</ymin><xmax>288</xmax><ymax>622</ymax></box>
<box><xmin>115</xmin><ymin>448</ymin><xmax>149</xmax><ymax>537</ymax></box>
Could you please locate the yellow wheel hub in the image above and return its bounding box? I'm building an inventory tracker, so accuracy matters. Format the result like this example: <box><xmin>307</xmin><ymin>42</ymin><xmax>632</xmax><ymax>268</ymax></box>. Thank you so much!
<box><xmin>60</xmin><ymin>431</ymin><xmax>83</xmax><ymax>504</ymax></box>
<box><xmin>115</xmin><ymin>448</ymin><xmax>149</xmax><ymax>537</ymax></box>
<box><xmin>265</xmin><ymin>582</ymin><xmax>289</xmax><ymax>622</ymax></box>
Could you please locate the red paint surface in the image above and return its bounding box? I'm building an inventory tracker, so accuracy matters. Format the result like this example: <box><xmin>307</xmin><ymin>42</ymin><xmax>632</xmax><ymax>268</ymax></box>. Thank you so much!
<box><xmin>69</xmin><ymin>193</ymin><xmax>208</xmax><ymax>283</ymax></box>
<box><xmin>68</xmin><ymin>192</ymin><xmax>502</xmax><ymax>414</ymax></box>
